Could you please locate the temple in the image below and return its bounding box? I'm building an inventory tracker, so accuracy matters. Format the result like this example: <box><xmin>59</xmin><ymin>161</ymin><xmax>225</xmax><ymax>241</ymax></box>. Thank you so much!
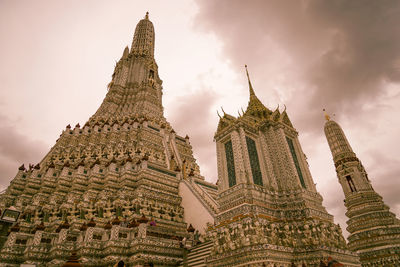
<box><xmin>0</xmin><ymin>13</ymin><xmax>397</xmax><ymax>267</ymax></box>
<box><xmin>205</xmin><ymin>66</ymin><xmax>359</xmax><ymax>266</ymax></box>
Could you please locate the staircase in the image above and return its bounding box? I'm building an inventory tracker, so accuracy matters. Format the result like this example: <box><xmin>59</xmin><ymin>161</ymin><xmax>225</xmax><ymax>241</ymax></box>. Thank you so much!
<box><xmin>181</xmin><ymin>241</ymin><xmax>213</xmax><ymax>267</ymax></box>
<box><xmin>182</xmin><ymin>179</ymin><xmax>219</xmax><ymax>217</ymax></box>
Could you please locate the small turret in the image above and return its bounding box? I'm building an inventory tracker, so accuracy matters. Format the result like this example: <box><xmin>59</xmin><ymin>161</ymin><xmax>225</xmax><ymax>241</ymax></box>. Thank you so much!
<box><xmin>324</xmin><ymin>112</ymin><xmax>355</xmax><ymax>164</ymax></box>
<box><xmin>323</xmin><ymin>112</ymin><xmax>400</xmax><ymax>265</ymax></box>
<box><xmin>324</xmin><ymin>113</ymin><xmax>373</xmax><ymax>195</ymax></box>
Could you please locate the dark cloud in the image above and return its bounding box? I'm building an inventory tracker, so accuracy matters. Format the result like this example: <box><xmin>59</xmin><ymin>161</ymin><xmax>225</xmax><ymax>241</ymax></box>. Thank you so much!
<box><xmin>194</xmin><ymin>0</ymin><xmax>400</xmax><ymax>132</ymax></box>
<box><xmin>367</xmin><ymin>152</ymin><xmax>400</xmax><ymax>215</ymax></box>
<box><xmin>306</xmin><ymin>1</ymin><xmax>400</xmax><ymax>109</ymax></box>
<box><xmin>0</xmin><ymin>114</ymin><xmax>48</xmax><ymax>190</ymax></box>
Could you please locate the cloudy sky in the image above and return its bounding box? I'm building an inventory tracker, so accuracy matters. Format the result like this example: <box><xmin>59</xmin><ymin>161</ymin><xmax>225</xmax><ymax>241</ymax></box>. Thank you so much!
<box><xmin>1</xmin><ymin>0</ymin><xmax>399</xmax><ymax>235</ymax></box>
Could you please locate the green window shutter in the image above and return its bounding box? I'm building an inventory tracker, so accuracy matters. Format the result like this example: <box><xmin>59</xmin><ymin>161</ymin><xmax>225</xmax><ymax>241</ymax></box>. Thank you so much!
<box><xmin>245</xmin><ymin>136</ymin><xmax>263</xmax><ymax>186</ymax></box>
<box><xmin>225</xmin><ymin>140</ymin><xmax>236</xmax><ymax>187</ymax></box>
<box><xmin>286</xmin><ymin>137</ymin><xmax>306</xmax><ymax>188</ymax></box>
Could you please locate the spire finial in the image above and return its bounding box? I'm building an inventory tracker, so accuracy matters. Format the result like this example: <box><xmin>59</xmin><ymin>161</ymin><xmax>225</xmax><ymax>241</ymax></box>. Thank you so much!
<box><xmin>323</xmin><ymin>108</ymin><xmax>330</xmax><ymax>121</ymax></box>
<box><xmin>245</xmin><ymin>65</ymin><xmax>255</xmax><ymax>96</ymax></box>
<box><xmin>145</xmin><ymin>12</ymin><xmax>149</xmax><ymax>20</ymax></box>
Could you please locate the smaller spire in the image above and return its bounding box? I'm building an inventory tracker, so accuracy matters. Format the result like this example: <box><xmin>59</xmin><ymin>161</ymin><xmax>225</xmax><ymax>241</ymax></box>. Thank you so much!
<box><xmin>145</xmin><ymin>11</ymin><xmax>149</xmax><ymax>20</ymax></box>
<box><xmin>323</xmin><ymin>108</ymin><xmax>330</xmax><ymax>121</ymax></box>
<box><xmin>245</xmin><ymin>65</ymin><xmax>255</xmax><ymax>96</ymax></box>
<box><xmin>221</xmin><ymin>106</ymin><xmax>226</xmax><ymax>115</ymax></box>
<box><xmin>122</xmin><ymin>46</ymin><xmax>129</xmax><ymax>59</ymax></box>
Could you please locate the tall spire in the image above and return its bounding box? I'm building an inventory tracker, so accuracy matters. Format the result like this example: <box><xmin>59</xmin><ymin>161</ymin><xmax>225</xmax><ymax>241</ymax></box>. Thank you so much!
<box><xmin>0</xmin><ymin>14</ymin><xmax>215</xmax><ymax>267</ymax></box>
<box><xmin>243</xmin><ymin>65</ymin><xmax>270</xmax><ymax>119</ymax></box>
<box><xmin>245</xmin><ymin>65</ymin><xmax>255</xmax><ymax>96</ymax></box>
<box><xmin>91</xmin><ymin>13</ymin><xmax>163</xmax><ymax>121</ymax></box>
